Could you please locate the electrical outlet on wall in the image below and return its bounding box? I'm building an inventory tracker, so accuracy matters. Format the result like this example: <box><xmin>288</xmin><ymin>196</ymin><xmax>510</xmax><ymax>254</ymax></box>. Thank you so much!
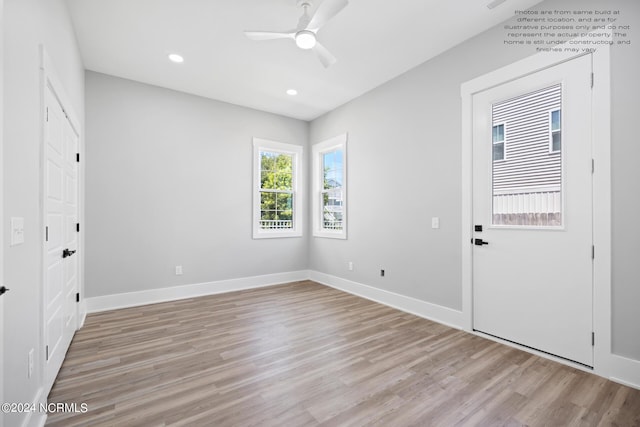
<box><xmin>11</xmin><ymin>217</ymin><xmax>25</xmax><ymax>246</ymax></box>
<box><xmin>348</xmin><ymin>261</ymin><xmax>353</xmax><ymax>271</ymax></box>
<box><xmin>175</xmin><ymin>265</ymin><xmax>183</xmax><ymax>275</ymax></box>
<box><xmin>380</xmin><ymin>269</ymin><xmax>385</xmax><ymax>277</ymax></box>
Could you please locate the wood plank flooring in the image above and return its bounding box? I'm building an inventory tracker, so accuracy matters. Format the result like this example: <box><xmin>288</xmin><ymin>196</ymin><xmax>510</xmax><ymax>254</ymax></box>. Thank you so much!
<box><xmin>47</xmin><ymin>281</ymin><xmax>640</xmax><ymax>426</ymax></box>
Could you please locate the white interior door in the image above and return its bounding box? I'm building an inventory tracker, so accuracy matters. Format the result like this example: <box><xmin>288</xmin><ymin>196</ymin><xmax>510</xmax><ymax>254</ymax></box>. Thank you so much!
<box><xmin>472</xmin><ymin>54</ymin><xmax>593</xmax><ymax>366</ymax></box>
<box><xmin>44</xmin><ymin>85</ymin><xmax>79</xmax><ymax>392</ymax></box>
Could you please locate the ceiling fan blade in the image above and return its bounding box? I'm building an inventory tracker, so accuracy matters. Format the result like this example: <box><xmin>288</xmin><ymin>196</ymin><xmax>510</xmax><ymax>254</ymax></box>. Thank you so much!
<box><xmin>244</xmin><ymin>31</ymin><xmax>295</xmax><ymax>41</ymax></box>
<box><xmin>312</xmin><ymin>42</ymin><xmax>337</xmax><ymax>68</ymax></box>
<box><xmin>307</xmin><ymin>0</ymin><xmax>348</xmax><ymax>31</ymax></box>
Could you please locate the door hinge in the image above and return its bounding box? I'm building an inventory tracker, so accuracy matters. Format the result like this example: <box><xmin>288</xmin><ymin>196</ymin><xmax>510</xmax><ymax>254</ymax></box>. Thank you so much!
<box><xmin>76</xmin><ymin>223</ymin><xmax>80</xmax><ymax>233</ymax></box>
<box><xmin>76</xmin><ymin>153</ymin><xmax>80</xmax><ymax>163</ymax></box>
<box><xmin>46</xmin><ymin>107</ymin><xmax>49</xmax><ymax>122</ymax></box>
<box><xmin>591</xmin><ymin>72</ymin><xmax>594</xmax><ymax>88</ymax></box>
<box><xmin>592</xmin><ymin>332</ymin><xmax>595</xmax><ymax>346</ymax></box>
<box><xmin>592</xmin><ymin>245</ymin><xmax>595</xmax><ymax>259</ymax></box>
<box><xmin>46</xmin><ymin>345</ymin><xmax>49</xmax><ymax>361</ymax></box>
<box><xmin>76</xmin><ymin>292</ymin><xmax>80</xmax><ymax>303</ymax></box>
<box><xmin>45</xmin><ymin>226</ymin><xmax>49</xmax><ymax>242</ymax></box>
<box><xmin>592</xmin><ymin>159</ymin><xmax>595</xmax><ymax>174</ymax></box>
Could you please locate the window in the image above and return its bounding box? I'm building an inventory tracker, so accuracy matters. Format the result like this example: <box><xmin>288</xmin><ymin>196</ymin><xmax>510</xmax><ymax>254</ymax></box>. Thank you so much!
<box><xmin>312</xmin><ymin>134</ymin><xmax>347</xmax><ymax>239</ymax></box>
<box><xmin>253</xmin><ymin>138</ymin><xmax>303</xmax><ymax>238</ymax></box>
<box><xmin>550</xmin><ymin>109</ymin><xmax>561</xmax><ymax>152</ymax></box>
<box><xmin>492</xmin><ymin>123</ymin><xmax>505</xmax><ymax>161</ymax></box>
<box><xmin>492</xmin><ymin>84</ymin><xmax>562</xmax><ymax>227</ymax></box>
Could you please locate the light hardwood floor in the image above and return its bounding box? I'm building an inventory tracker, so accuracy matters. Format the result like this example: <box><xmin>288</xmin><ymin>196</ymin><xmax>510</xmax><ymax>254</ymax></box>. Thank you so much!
<box><xmin>47</xmin><ymin>281</ymin><xmax>640</xmax><ymax>426</ymax></box>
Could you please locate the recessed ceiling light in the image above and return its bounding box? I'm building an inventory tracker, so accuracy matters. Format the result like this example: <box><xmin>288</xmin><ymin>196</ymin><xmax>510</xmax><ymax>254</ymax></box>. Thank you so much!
<box><xmin>286</xmin><ymin>89</ymin><xmax>298</xmax><ymax>96</ymax></box>
<box><xmin>168</xmin><ymin>53</ymin><xmax>184</xmax><ymax>63</ymax></box>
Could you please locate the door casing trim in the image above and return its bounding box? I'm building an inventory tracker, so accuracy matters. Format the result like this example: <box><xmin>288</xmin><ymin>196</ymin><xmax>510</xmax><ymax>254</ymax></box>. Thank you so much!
<box><xmin>461</xmin><ymin>33</ymin><xmax>611</xmax><ymax>378</ymax></box>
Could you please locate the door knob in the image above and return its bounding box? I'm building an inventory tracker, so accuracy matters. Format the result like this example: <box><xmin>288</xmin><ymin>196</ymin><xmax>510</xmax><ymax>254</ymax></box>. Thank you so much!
<box><xmin>62</xmin><ymin>248</ymin><xmax>76</xmax><ymax>258</ymax></box>
<box><xmin>474</xmin><ymin>238</ymin><xmax>489</xmax><ymax>246</ymax></box>
<box><xmin>0</xmin><ymin>286</ymin><xmax>9</xmax><ymax>296</ymax></box>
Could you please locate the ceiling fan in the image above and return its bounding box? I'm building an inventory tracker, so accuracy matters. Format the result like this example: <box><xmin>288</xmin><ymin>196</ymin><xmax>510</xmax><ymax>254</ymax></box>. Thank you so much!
<box><xmin>244</xmin><ymin>0</ymin><xmax>348</xmax><ymax>68</ymax></box>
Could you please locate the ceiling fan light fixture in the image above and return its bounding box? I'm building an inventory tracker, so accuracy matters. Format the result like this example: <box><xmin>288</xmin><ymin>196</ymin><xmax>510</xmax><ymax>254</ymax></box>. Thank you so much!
<box><xmin>246</xmin><ymin>0</ymin><xmax>347</xmax><ymax>67</ymax></box>
<box><xmin>295</xmin><ymin>30</ymin><xmax>316</xmax><ymax>49</ymax></box>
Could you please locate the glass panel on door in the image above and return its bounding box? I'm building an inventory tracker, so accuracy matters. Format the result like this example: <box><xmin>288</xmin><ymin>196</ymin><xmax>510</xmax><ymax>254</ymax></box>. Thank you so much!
<box><xmin>491</xmin><ymin>84</ymin><xmax>563</xmax><ymax>227</ymax></box>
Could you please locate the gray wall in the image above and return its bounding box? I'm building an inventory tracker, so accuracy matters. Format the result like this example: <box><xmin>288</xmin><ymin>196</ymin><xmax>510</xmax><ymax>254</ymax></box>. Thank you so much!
<box><xmin>3</xmin><ymin>0</ymin><xmax>85</xmax><ymax>424</ymax></box>
<box><xmin>85</xmin><ymin>71</ymin><xmax>309</xmax><ymax>298</ymax></box>
<box><xmin>309</xmin><ymin>0</ymin><xmax>640</xmax><ymax>360</ymax></box>
<box><xmin>308</xmin><ymin>7</ymin><xmax>535</xmax><ymax>310</ymax></box>
<box><xmin>609</xmin><ymin>0</ymin><xmax>640</xmax><ymax>361</ymax></box>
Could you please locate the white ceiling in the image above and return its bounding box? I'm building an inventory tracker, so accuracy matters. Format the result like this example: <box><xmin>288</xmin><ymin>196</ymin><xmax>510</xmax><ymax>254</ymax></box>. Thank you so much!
<box><xmin>65</xmin><ymin>0</ymin><xmax>544</xmax><ymax>121</ymax></box>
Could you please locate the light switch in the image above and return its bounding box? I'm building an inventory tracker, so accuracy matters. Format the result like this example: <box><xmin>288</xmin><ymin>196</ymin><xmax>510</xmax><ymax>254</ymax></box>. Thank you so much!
<box><xmin>11</xmin><ymin>217</ymin><xmax>25</xmax><ymax>246</ymax></box>
<box><xmin>431</xmin><ymin>217</ymin><xmax>440</xmax><ymax>229</ymax></box>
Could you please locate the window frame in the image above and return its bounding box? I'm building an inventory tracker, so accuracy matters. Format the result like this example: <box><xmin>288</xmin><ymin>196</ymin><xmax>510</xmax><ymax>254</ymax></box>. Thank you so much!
<box><xmin>549</xmin><ymin>108</ymin><xmax>562</xmax><ymax>153</ymax></box>
<box><xmin>252</xmin><ymin>138</ymin><xmax>303</xmax><ymax>239</ymax></box>
<box><xmin>492</xmin><ymin>122</ymin><xmax>506</xmax><ymax>161</ymax></box>
<box><xmin>312</xmin><ymin>133</ymin><xmax>348</xmax><ymax>239</ymax></box>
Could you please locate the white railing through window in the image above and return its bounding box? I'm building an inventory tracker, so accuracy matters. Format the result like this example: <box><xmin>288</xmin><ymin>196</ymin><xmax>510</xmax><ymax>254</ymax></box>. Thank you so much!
<box><xmin>493</xmin><ymin>189</ymin><xmax>562</xmax><ymax>226</ymax></box>
<box><xmin>260</xmin><ymin>220</ymin><xmax>293</xmax><ymax>230</ymax></box>
<box><xmin>323</xmin><ymin>220</ymin><xmax>343</xmax><ymax>230</ymax></box>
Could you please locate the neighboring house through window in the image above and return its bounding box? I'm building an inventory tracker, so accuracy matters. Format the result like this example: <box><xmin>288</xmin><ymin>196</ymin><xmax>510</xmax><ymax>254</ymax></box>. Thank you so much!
<box><xmin>312</xmin><ymin>133</ymin><xmax>347</xmax><ymax>239</ymax></box>
<box><xmin>252</xmin><ymin>138</ymin><xmax>303</xmax><ymax>238</ymax></box>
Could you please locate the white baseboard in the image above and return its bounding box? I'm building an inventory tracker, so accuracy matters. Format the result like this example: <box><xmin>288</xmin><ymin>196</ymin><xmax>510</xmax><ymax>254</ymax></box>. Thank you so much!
<box><xmin>85</xmin><ymin>270</ymin><xmax>311</xmax><ymax>313</ymax></box>
<box><xmin>21</xmin><ymin>386</ymin><xmax>47</xmax><ymax>427</ymax></box>
<box><xmin>609</xmin><ymin>353</ymin><xmax>640</xmax><ymax>390</ymax></box>
<box><xmin>309</xmin><ymin>271</ymin><xmax>464</xmax><ymax>330</ymax></box>
<box><xmin>78</xmin><ymin>302</ymin><xmax>87</xmax><ymax>328</ymax></box>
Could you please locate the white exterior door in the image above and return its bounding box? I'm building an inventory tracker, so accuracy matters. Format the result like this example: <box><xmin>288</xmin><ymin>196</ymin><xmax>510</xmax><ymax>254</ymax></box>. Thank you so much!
<box><xmin>44</xmin><ymin>85</ymin><xmax>79</xmax><ymax>391</ymax></box>
<box><xmin>472</xmin><ymin>54</ymin><xmax>594</xmax><ymax>366</ymax></box>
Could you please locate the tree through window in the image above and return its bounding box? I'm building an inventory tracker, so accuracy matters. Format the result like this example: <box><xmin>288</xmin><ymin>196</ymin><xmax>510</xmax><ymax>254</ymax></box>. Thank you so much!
<box><xmin>253</xmin><ymin>139</ymin><xmax>303</xmax><ymax>238</ymax></box>
<box><xmin>260</xmin><ymin>151</ymin><xmax>294</xmax><ymax>229</ymax></box>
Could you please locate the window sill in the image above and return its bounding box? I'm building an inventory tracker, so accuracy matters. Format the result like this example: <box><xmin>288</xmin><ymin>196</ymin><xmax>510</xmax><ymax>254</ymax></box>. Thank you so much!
<box><xmin>313</xmin><ymin>231</ymin><xmax>347</xmax><ymax>240</ymax></box>
<box><xmin>253</xmin><ymin>231</ymin><xmax>303</xmax><ymax>239</ymax></box>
